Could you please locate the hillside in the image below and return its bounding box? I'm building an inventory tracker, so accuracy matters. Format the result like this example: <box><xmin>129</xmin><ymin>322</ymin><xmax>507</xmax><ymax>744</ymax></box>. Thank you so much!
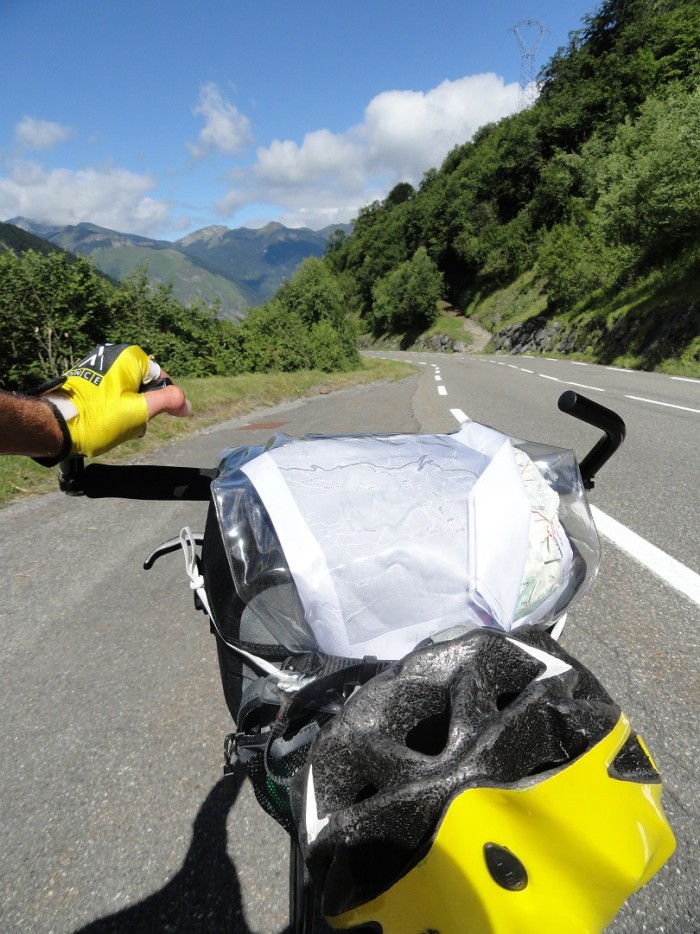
<box><xmin>325</xmin><ymin>0</ymin><xmax>700</xmax><ymax>373</ymax></box>
<box><xmin>0</xmin><ymin>221</ymin><xmax>64</xmax><ymax>257</ymax></box>
<box><xmin>176</xmin><ymin>222</ymin><xmax>351</xmax><ymax>306</ymax></box>
<box><xmin>8</xmin><ymin>217</ymin><xmax>350</xmax><ymax>318</ymax></box>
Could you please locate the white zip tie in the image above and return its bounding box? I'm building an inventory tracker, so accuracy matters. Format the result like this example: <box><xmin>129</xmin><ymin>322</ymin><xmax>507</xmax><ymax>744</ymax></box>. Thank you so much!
<box><xmin>549</xmin><ymin>613</ymin><xmax>567</xmax><ymax>641</ymax></box>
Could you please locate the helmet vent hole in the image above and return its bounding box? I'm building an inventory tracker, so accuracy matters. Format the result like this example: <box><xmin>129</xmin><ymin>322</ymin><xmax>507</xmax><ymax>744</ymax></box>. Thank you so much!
<box><xmin>354</xmin><ymin>783</ymin><xmax>379</xmax><ymax>804</ymax></box>
<box><xmin>496</xmin><ymin>690</ymin><xmax>521</xmax><ymax>711</ymax></box>
<box><xmin>405</xmin><ymin>701</ymin><xmax>451</xmax><ymax>756</ymax></box>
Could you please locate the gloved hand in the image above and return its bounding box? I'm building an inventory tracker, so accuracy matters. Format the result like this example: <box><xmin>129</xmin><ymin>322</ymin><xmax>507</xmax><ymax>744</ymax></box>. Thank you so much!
<box><xmin>36</xmin><ymin>343</ymin><xmax>191</xmax><ymax>462</ymax></box>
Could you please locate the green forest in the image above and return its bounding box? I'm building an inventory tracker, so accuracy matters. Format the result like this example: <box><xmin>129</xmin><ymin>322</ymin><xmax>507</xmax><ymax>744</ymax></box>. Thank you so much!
<box><xmin>0</xmin><ymin>252</ymin><xmax>359</xmax><ymax>391</ymax></box>
<box><xmin>1</xmin><ymin>0</ymin><xmax>699</xmax><ymax>389</ymax></box>
<box><xmin>327</xmin><ymin>0</ymin><xmax>700</xmax><ymax>371</ymax></box>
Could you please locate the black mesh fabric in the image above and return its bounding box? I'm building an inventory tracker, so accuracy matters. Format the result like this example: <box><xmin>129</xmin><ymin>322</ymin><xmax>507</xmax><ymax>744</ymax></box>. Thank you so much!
<box><xmin>290</xmin><ymin>628</ymin><xmax>621</xmax><ymax>917</ymax></box>
<box><xmin>237</xmin><ymin>730</ymin><xmax>314</xmax><ymax>833</ymax></box>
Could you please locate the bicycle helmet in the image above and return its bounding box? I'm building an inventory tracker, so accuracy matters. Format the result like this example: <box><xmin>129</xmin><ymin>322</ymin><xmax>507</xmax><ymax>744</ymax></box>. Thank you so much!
<box><xmin>290</xmin><ymin>628</ymin><xmax>675</xmax><ymax>933</ymax></box>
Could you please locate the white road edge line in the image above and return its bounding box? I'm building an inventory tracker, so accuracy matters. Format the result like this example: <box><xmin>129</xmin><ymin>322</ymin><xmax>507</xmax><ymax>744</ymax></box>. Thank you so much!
<box><xmin>590</xmin><ymin>506</ymin><xmax>700</xmax><ymax>606</ymax></box>
<box><xmin>437</xmin><ymin>385</ymin><xmax>448</xmax><ymax>396</ymax></box>
<box><xmin>450</xmin><ymin>408</ymin><xmax>469</xmax><ymax>423</ymax></box>
<box><xmin>625</xmin><ymin>395</ymin><xmax>700</xmax><ymax>414</ymax></box>
<box><xmin>671</xmin><ymin>376</ymin><xmax>700</xmax><ymax>384</ymax></box>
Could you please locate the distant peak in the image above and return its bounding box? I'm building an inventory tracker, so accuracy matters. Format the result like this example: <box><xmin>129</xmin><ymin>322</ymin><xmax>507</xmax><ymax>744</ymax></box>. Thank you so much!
<box><xmin>6</xmin><ymin>216</ymin><xmax>60</xmax><ymax>237</ymax></box>
<box><xmin>176</xmin><ymin>225</ymin><xmax>229</xmax><ymax>247</ymax></box>
<box><xmin>256</xmin><ymin>221</ymin><xmax>285</xmax><ymax>233</ymax></box>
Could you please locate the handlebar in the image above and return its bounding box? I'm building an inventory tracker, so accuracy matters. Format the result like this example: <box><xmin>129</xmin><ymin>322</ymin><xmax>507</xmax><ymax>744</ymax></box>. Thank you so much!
<box><xmin>58</xmin><ymin>457</ymin><xmax>215</xmax><ymax>500</ymax></box>
<box><xmin>57</xmin><ymin>392</ymin><xmax>625</xmax><ymax>499</ymax></box>
<box><xmin>557</xmin><ymin>390</ymin><xmax>626</xmax><ymax>489</ymax></box>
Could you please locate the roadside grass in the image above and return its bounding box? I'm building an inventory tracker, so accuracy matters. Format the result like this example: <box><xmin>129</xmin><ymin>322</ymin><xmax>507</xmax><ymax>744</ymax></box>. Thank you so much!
<box><xmin>421</xmin><ymin>305</ymin><xmax>474</xmax><ymax>344</ymax></box>
<box><xmin>0</xmin><ymin>357</ymin><xmax>415</xmax><ymax>508</ymax></box>
<box><xmin>465</xmin><ymin>264</ymin><xmax>700</xmax><ymax>377</ymax></box>
<box><xmin>466</xmin><ymin>270</ymin><xmax>549</xmax><ymax>333</ymax></box>
<box><xmin>357</xmin><ymin>303</ymin><xmax>476</xmax><ymax>349</ymax></box>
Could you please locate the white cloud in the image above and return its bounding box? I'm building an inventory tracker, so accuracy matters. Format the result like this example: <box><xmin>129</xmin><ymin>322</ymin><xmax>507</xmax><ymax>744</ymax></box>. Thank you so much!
<box><xmin>0</xmin><ymin>161</ymin><xmax>174</xmax><ymax>235</ymax></box>
<box><xmin>253</xmin><ymin>130</ymin><xmax>366</xmax><ymax>189</ymax></box>
<box><xmin>14</xmin><ymin>117</ymin><xmax>72</xmax><ymax>151</ymax></box>
<box><xmin>1</xmin><ymin>74</ymin><xmax>521</xmax><ymax>237</ymax></box>
<box><xmin>220</xmin><ymin>73</ymin><xmax>520</xmax><ymax>228</ymax></box>
<box><xmin>189</xmin><ymin>82</ymin><xmax>253</xmax><ymax>159</ymax></box>
<box><xmin>363</xmin><ymin>74</ymin><xmax>518</xmax><ymax>176</ymax></box>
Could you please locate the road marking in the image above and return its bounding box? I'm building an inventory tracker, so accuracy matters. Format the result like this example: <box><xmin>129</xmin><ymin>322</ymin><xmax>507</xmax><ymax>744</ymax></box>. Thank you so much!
<box><xmin>539</xmin><ymin>374</ymin><xmax>560</xmax><ymax>381</ymax></box>
<box><xmin>450</xmin><ymin>408</ymin><xmax>470</xmax><ymax>423</ymax></box>
<box><xmin>435</xmin><ymin>374</ymin><xmax>442</xmax><ymax>381</ymax></box>
<box><xmin>606</xmin><ymin>366</ymin><xmax>633</xmax><ymax>372</ymax></box>
<box><xmin>625</xmin><ymin>395</ymin><xmax>700</xmax><ymax>414</ymax></box>
<box><xmin>521</xmin><ymin>368</ymin><xmax>534</xmax><ymax>374</ymax></box>
<box><xmin>591</xmin><ymin>506</ymin><xmax>700</xmax><ymax>606</ymax></box>
<box><xmin>438</xmin><ymin>385</ymin><xmax>448</xmax><ymax>396</ymax></box>
<box><xmin>566</xmin><ymin>381</ymin><xmax>606</xmax><ymax>392</ymax></box>
<box><xmin>508</xmin><ymin>364</ymin><xmax>519</xmax><ymax>369</ymax></box>
<box><xmin>571</xmin><ymin>361</ymin><xmax>589</xmax><ymax>366</ymax></box>
<box><xmin>671</xmin><ymin>376</ymin><xmax>700</xmax><ymax>384</ymax></box>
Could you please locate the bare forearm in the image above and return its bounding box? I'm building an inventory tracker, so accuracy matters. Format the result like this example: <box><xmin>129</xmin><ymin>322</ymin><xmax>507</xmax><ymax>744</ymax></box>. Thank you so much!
<box><xmin>0</xmin><ymin>391</ymin><xmax>66</xmax><ymax>457</ymax></box>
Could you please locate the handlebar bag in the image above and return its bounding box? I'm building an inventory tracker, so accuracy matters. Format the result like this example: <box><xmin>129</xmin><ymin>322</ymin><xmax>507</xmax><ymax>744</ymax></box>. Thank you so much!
<box><xmin>204</xmin><ymin>425</ymin><xmax>597</xmax><ymax>710</ymax></box>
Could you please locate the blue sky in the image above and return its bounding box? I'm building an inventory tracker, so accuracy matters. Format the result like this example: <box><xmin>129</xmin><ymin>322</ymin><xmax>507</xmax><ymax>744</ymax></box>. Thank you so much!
<box><xmin>1</xmin><ymin>0</ymin><xmax>598</xmax><ymax>239</ymax></box>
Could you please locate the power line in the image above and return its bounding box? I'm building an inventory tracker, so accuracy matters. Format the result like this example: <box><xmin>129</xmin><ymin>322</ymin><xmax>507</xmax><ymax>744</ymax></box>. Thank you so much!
<box><xmin>510</xmin><ymin>19</ymin><xmax>549</xmax><ymax>110</ymax></box>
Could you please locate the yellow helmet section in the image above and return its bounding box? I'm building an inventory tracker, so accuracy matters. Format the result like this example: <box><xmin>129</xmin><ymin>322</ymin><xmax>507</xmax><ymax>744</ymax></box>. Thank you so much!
<box><xmin>327</xmin><ymin>716</ymin><xmax>675</xmax><ymax>934</ymax></box>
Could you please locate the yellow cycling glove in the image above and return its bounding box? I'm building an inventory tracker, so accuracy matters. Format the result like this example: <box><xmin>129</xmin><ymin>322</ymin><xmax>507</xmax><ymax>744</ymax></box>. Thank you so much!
<box><xmin>35</xmin><ymin>343</ymin><xmax>160</xmax><ymax>463</ymax></box>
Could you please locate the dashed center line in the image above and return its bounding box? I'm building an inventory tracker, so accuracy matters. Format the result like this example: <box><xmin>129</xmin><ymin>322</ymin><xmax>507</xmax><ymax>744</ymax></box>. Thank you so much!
<box><xmin>625</xmin><ymin>395</ymin><xmax>700</xmax><ymax>414</ymax></box>
<box><xmin>437</xmin><ymin>385</ymin><xmax>448</xmax><ymax>396</ymax></box>
<box><xmin>449</xmin><ymin>356</ymin><xmax>698</xmax><ymax>416</ymax></box>
<box><xmin>566</xmin><ymin>381</ymin><xmax>606</xmax><ymax>393</ymax></box>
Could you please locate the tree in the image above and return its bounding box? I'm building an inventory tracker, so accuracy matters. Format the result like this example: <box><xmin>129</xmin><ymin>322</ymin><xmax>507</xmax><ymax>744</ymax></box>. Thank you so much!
<box><xmin>239</xmin><ymin>301</ymin><xmax>311</xmax><ymax>372</ymax></box>
<box><xmin>278</xmin><ymin>257</ymin><xmax>345</xmax><ymax>329</ymax></box>
<box><xmin>594</xmin><ymin>86</ymin><xmax>700</xmax><ymax>261</ymax></box>
<box><xmin>0</xmin><ymin>250</ymin><xmax>113</xmax><ymax>389</ymax></box>
<box><xmin>384</xmin><ymin>182</ymin><xmax>415</xmax><ymax>208</ymax></box>
<box><xmin>110</xmin><ymin>267</ymin><xmax>243</xmax><ymax>378</ymax></box>
<box><xmin>275</xmin><ymin>257</ymin><xmax>359</xmax><ymax>369</ymax></box>
<box><xmin>371</xmin><ymin>247</ymin><xmax>442</xmax><ymax>333</ymax></box>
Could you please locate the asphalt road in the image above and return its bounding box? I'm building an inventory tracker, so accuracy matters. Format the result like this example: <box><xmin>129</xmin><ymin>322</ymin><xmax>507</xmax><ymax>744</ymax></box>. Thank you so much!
<box><xmin>1</xmin><ymin>352</ymin><xmax>698</xmax><ymax>933</ymax></box>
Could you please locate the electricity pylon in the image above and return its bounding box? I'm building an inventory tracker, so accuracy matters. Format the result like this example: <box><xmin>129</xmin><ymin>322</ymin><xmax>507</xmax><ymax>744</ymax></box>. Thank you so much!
<box><xmin>511</xmin><ymin>19</ymin><xmax>548</xmax><ymax>110</ymax></box>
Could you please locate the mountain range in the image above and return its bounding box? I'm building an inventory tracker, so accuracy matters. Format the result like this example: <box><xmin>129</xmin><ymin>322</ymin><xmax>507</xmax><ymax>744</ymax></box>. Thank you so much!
<box><xmin>5</xmin><ymin>217</ymin><xmax>352</xmax><ymax>320</ymax></box>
